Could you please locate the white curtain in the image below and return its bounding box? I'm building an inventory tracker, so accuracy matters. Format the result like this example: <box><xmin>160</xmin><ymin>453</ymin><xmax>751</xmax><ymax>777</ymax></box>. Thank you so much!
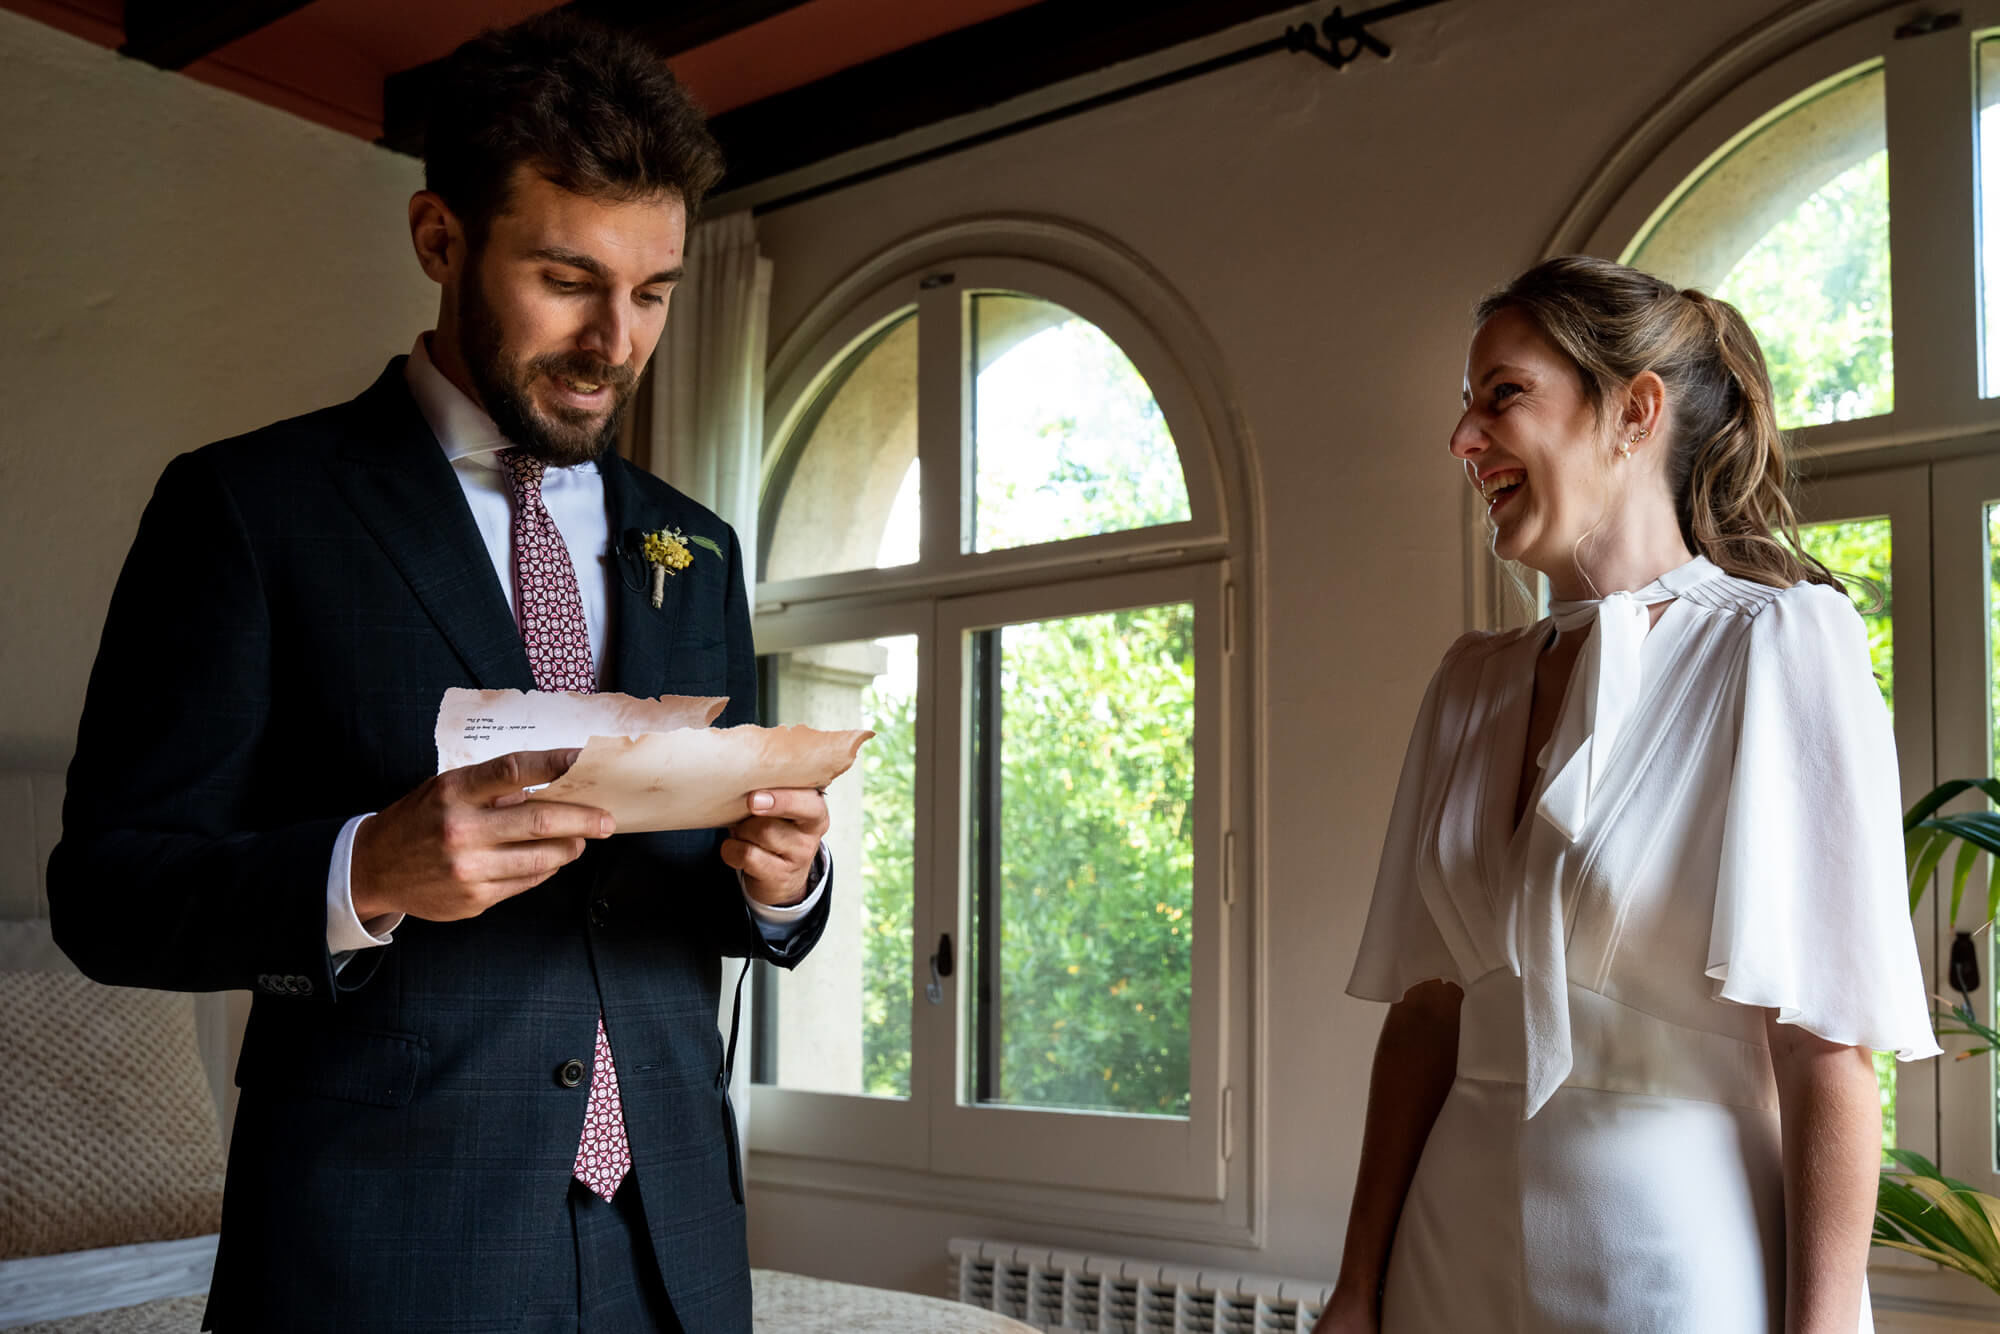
<box><xmin>647</xmin><ymin>210</ymin><xmax>773</xmax><ymax>579</ymax></box>
<box><xmin>642</xmin><ymin>209</ymin><xmax>774</xmax><ymax>1166</ymax></box>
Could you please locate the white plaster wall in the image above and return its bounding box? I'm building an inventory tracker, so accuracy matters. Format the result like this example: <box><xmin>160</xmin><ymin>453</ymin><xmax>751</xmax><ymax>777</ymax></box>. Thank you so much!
<box><xmin>0</xmin><ymin>9</ymin><xmax>432</xmax><ymax>771</ymax></box>
<box><xmin>742</xmin><ymin>0</ymin><xmax>1812</xmax><ymax>1299</ymax></box>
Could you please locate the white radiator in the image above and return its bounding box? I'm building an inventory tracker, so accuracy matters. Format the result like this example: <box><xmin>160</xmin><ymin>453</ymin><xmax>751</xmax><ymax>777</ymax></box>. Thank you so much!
<box><xmin>947</xmin><ymin>1237</ymin><xmax>1334</xmax><ymax>1333</ymax></box>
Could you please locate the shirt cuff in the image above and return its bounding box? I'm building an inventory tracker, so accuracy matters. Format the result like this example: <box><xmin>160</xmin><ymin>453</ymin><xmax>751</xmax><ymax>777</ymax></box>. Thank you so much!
<box><xmin>742</xmin><ymin>842</ymin><xmax>830</xmax><ymax>942</ymax></box>
<box><xmin>326</xmin><ymin>813</ymin><xmax>403</xmax><ymax>955</ymax></box>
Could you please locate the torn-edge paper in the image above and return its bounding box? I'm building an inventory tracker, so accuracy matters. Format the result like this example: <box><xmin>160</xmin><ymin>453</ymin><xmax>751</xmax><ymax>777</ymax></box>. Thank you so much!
<box><xmin>435</xmin><ymin>688</ymin><xmax>727</xmax><ymax>771</ymax></box>
<box><xmin>434</xmin><ymin>687</ymin><xmax>873</xmax><ymax>833</ymax></box>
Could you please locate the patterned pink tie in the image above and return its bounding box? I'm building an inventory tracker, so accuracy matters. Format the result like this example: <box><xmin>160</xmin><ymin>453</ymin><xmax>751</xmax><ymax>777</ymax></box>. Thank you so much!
<box><xmin>499</xmin><ymin>449</ymin><xmax>631</xmax><ymax>1202</ymax></box>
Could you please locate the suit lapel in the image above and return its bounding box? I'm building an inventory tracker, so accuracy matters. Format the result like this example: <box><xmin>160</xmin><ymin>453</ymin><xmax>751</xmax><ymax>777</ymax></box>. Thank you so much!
<box><xmin>600</xmin><ymin>454</ymin><xmax>680</xmax><ymax>696</ymax></box>
<box><xmin>331</xmin><ymin>363</ymin><xmax>535</xmax><ymax>691</ymax></box>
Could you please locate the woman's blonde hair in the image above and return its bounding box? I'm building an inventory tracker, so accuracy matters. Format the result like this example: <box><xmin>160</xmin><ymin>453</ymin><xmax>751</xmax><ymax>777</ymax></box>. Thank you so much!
<box><xmin>1475</xmin><ymin>255</ymin><xmax>1837</xmax><ymax>591</ymax></box>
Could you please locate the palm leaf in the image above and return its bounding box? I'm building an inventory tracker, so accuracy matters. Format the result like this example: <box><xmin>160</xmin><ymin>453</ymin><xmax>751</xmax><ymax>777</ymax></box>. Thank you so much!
<box><xmin>1873</xmin><ymin>1235</ymin><xmax>2000</xmax><ymax>1285</ymax></box>
<box><xmin>1933</xmin><ymin>995</ymin><xmax>2000</xmax><ymax>1055</ymax></box>
<box><xmin>1885</xmin><ymin>1147</ymin><xmax>1952</xmax><ymax>1180</ymax></box>
<box><xmin>1911</xmin><ymin>827</ymin><xmax>1958</xmax><ymax>914</ymax></box>
<box><xmin>1876</xmin><ymin>1150</ymin><xmax>2000</xmax><ymax>1292</ymax></box>
<box><xmin>1891</xmin><ymin>1181</ymin><xmax>2000</xmax><ymax>1285</ymax></box>
<box><xmin>1914</xmin><ymin>1183</ymin><xmax>2000</xmax><ymax>1286</ymax></box>
<box><xmin>1884</xmin><ymin>782</ymin><xmax>2000</xmax><ymax>1296</ymax></box>
<box><xmin>1907</xmin><ymin>779</ymin><xmax>2000</xmax><ymax>832</ymax></box>
<box><xmin>1924</xmin><ymin>811</ymin><xmax>2000</xmax><ymax>852</ymax></box>
<box><xmin>1990</xmin><ymin>850</ymin><xmax>2000</xmax><ymax>932</ymax></box>
<box><xmin>1952</xmin><ymin>839</ymin><xmax>1983</xmax><ymax>931</ymax></box>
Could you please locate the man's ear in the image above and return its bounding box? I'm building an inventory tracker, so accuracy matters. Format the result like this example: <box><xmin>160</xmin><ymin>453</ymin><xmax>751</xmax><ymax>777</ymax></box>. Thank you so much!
<box><xmin>409</xmin><ymin>192</ymin><xmax>464</xmax><ymax>286</ymax></box>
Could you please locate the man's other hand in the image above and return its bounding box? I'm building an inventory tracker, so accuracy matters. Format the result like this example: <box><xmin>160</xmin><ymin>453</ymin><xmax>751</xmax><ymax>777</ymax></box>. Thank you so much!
<box><xmin>351</xmin><ymin>749</ymin><xmax>613</xmax><ymax>922</ymax></box>
<box><xmin>722</xmin><ymin>788</ymin><xmax>829</xmax><ymax>907</ymax></box>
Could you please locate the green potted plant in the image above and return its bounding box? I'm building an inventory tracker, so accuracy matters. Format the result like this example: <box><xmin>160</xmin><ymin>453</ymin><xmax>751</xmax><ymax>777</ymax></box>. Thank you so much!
<box><xmin>1874</xmin><ymin>779</ymin><xmax>2000</xmax><ymax>1290</ymax></box>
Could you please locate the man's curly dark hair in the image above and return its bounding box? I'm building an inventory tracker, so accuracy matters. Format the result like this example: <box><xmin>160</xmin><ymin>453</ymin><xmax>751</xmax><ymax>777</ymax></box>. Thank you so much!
<box><xmin>424</xmin><ymin>13</ymin><xmax>725</xmax><ymax>246</ymax></box>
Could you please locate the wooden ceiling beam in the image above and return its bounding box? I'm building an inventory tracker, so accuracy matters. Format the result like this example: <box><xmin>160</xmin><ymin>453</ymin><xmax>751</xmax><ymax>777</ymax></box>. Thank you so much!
<box><xmin>379</xmin><ymin>0</ymin><xmax>1329</xmax><ymax>190</ymax></box>
<box><xmin>569</xmin><ymin>0</ymin><xmax>816</xmax><ymax>54</ymax></box>
<box><xmin>704</xmin><ymin>0</ymin><xmax>1312</xmax><ymax>196</ymax></box>
<box><xmin>728</xmin><ymin>0</ymin><xmax>1448</xmax><ymax>204</ymax></box>
<box><xmin>704</xmin><ymin>0</ymin><xmax>1311</xmax><ymax>193</ymax></box>
<box><xmin>379</xmin><ymin>0</ymin><xmax>816</xmax><ymax>156</ymax></box>
<box><xmin>119</xmin><ymin>0</ymin><xmax>316</xmax><ymax>70</ymax></box>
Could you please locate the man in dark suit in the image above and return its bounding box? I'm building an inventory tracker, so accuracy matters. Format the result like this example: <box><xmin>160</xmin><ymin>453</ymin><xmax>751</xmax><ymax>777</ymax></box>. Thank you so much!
<box><xmin>47</xmin><ymin>16</ymin><xmax>829</xmax><ymax>1332</ymax></box>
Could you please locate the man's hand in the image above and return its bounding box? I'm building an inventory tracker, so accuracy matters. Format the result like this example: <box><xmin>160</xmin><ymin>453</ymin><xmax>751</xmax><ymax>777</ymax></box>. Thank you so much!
<box><xmin>722</xmin><ymin>788</ymin><xmax>829</xmax><ymax>907</ymax></box>
<box><xmin>351</xmin><ymin>749</ymin><xmax>614</xmax><ymax>922</ymax></box>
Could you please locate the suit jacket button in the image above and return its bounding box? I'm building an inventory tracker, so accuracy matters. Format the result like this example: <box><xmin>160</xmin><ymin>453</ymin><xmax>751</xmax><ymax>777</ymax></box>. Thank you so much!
<box><xmin>558</xmin><ymin>1059</ymin><xmax>586</xmax><ymax>1088</ymax></box>
<box><xmin>589</xmin><ymin>897</ymin><xmax>610</xmax><ymax>927</ymax></box>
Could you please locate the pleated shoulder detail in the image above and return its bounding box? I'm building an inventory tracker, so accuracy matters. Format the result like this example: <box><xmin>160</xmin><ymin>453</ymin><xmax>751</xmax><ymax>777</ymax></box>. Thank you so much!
<box><xmin>1672</xmin><ymin>574</ymin><xmax>1783</xmax><ymax>619</ymax></box>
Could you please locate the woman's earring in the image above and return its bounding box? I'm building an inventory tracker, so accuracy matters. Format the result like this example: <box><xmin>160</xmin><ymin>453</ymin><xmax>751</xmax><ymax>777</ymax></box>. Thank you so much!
<box><xmin>1618</xmin><ymin>438</ymin><xmax>1633</xmax><ymax>459</ymax></box>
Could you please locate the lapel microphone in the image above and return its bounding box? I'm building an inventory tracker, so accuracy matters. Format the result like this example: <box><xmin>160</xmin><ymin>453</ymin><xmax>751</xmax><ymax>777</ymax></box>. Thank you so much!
<box><xmin>611</xmin><ymin>528</ymin><xmax>650</xmax><ymax>594</ymax></box>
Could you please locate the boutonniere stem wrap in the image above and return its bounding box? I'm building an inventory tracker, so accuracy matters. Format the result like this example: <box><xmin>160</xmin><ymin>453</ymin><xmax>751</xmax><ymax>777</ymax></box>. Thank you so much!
<box><xmin>640</xmin><ymin>527</ymin><xmax>724</xmax><ymax>608</ymax></box>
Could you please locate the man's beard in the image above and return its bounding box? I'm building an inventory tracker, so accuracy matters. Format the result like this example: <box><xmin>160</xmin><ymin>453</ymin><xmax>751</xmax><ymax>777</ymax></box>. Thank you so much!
<box><xmin>457</xmin><ymin>266</ymin><xmax>637</xmax><ymax>468</ymax></box>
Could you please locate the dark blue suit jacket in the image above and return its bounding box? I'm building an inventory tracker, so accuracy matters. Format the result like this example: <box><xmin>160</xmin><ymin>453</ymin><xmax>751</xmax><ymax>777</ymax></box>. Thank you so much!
<box><xmin>48</xmin><ymin>361</ymin><xmax>826</xmax><ymax>1332</ymax></box>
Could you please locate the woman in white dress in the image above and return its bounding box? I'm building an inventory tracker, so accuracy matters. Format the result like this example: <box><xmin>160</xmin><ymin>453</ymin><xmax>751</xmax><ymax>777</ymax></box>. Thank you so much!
<box><xmin>1317</xmin><ymin>256</ymin><xmax>1939</xmax><ymax>1334</ymax></box>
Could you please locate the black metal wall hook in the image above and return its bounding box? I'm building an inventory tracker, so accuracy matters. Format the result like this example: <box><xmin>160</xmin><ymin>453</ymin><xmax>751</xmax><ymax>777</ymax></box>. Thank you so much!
<box><xmin>1285</xmin><ymin>0</ymin><xmax>1444</xmax><ymax>72</ymax></box>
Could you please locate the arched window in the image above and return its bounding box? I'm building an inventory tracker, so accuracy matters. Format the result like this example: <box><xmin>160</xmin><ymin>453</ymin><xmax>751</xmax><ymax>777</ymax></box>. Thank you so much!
<box><xmin>744</xmin><ymin>225</ymin><xmax>1254</xmax><ymax>1226</ymax></box>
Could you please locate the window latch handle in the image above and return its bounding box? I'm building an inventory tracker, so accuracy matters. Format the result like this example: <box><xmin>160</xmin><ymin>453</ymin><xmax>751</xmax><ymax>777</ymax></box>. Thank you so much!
<box><xmin>927</xmin><ymin>933</ymin><xmax>953</xmax><ymax>1004</ymax></box>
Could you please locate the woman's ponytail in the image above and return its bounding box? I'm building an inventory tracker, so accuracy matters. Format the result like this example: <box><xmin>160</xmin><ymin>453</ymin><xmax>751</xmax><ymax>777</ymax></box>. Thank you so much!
<box><xmin>1676</xmin><ymin>292</ymin><xmax>1835</xmax><ymax>590</ymax></box>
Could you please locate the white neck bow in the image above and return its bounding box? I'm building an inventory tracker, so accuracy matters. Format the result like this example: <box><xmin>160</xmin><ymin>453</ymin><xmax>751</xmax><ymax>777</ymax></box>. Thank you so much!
<box><xmin>1517</xmin><ymin>555</ymin><xmax>1718</xmax><ymax>1117</ymax></box>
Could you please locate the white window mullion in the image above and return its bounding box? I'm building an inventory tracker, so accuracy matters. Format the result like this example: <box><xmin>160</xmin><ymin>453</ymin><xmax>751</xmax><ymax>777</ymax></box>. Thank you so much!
<box><xmin>1930</xmin><ymin>448</ymin><xmax>2000</xmax><ymax>1197</ymax></box>
<box><xmin>916</xmin><ymin>273</ymin><xmax>966</xmax><ymax>570</ymax></box>
<box><xmin>1883</xmin><ymin>19</ymin><xmax>1982</xmax><ymax>436</ymax></box>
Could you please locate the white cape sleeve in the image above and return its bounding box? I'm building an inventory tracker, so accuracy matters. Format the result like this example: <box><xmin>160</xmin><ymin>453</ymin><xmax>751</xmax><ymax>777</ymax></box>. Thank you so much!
<box><xmin>1346</xmin><ymin>637</ymin><xmax>1474</xmax><ymax>1003</ymax></box>
<box><xmin>1708</xmin><ymin>582</ymin><xmax>1940</xmax><ymax>1060</ymax></box>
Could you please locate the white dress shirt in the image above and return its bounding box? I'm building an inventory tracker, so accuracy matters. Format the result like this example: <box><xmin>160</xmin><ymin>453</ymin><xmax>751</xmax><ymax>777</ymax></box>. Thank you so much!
<box><xmin>325</xmin><ymin>335</ymin><xmax>825</xmax><ymax>955</ymax></box>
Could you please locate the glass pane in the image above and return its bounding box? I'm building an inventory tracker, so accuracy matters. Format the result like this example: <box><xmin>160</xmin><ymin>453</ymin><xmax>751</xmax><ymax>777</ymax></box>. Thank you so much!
<box><xmin>1627</xmin><ymin>64</ymin><xmax>1891</xmax><ymax>428</ymax></box>
<box><xmin>970</xmin><ymin>294</ymin><xmax>1191</xmax><ymax>553</ymax></box>
<box><xmin>1990</xmin><ymin>502</ymin><xmax>2000</xmax><ymax>780</ymax></box>
<box><xmin>752</xmin><ymin>634</ymin><xmax>917</xmax><ymax>1098</ymax></box>
<box><xmin>1987</xmin><ymin>501</ymin><xmax>2000</xmax><ymax>1168</ymax></box>
<box><xmin>969</xmin><ymin>603</ymin><xmax>1195</xmax><ymax>1117</ymax></box>
<box><xmin>1979</xmin><ymin>37</ymin><xmax>2000</xmax><ymax>396</ymax></box>
<box><xmin>1797</xmin><ymin>516</ymin><xmax>1896</xmax><ymax>1150</ymax></box>
<box><xmin>764</xmin><ymin>312</ymin><xmax>920</xmax><ymax>581</ymax></box>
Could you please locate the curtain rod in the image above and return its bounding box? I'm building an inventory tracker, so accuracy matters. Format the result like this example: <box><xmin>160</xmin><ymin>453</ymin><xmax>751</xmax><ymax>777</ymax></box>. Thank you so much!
<box><xmin>747</xmin><ymin>0</ymin><xmax>1453</xmax><ymax>217</ymax></box>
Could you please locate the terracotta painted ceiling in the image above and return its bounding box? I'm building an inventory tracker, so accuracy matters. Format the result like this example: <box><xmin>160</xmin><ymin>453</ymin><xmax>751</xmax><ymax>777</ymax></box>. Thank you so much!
<box><xmin>5</xmin><ymin>0</ymin><xmax>1045</xmax><ymax>140</ymax></box>
<box><xmin>5</xmin><ymin>0</ymin><xmax>1383</xmax><ymax>196</ymax></box>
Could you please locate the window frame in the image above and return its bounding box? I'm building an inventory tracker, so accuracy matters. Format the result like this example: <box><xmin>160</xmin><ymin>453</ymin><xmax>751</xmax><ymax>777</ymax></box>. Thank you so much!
<box><xmin>747</xmin><ymin>223</ymin><xmax>1260</xmax><ymax>1242</ymax></box>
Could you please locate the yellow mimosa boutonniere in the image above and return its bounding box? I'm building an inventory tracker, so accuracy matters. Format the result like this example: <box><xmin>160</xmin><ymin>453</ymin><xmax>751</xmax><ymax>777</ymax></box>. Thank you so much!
<box><xmin>640</xmin><ymin>527</ymin><xmax>724</xmax><ymax>608</ymax></box>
